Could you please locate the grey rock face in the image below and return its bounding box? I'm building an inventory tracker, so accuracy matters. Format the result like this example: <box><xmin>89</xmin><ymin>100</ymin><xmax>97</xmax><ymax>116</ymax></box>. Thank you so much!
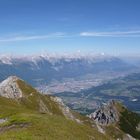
<box><xmin>89</xmin><ymin>100</ymin><xmax>119</xmax><ymax>125</ymax></box>
<box><xmin>0</xmin><ymin>76</ymin><xmax>23</xmax><ymax>99</ymax></box>
<box><xmin>50</xmin><ymin>96</ymin><xmax>81</xmax><ymax>123</ymax></box>
<box><xmin>51</xmin><ymin>96</ymin><xmax>75</xmax><ymax>120</ymax></box>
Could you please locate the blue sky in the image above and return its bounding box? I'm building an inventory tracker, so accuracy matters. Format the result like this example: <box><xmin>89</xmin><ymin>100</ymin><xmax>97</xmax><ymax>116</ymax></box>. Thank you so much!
<box><xmin>0</xmin><ymin>0</ymin><xmax>140</xmax><ymax>55</ymax></box>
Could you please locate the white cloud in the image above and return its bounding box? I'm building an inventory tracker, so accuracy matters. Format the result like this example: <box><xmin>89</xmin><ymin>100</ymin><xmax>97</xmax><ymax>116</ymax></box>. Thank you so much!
<box><xmin>0</xmin><ymin>32</ymin><xmax>65</xmax><ymax>42</ymax></box>
<box><xmin>1</xmin><ymin>30</ymin><xmax>140</xmax><ymax>43</ymax></box>
<box><xmin>80</xmin><ymin>30</ymin><xmax>140</xmax><ymax>37</ymax></box>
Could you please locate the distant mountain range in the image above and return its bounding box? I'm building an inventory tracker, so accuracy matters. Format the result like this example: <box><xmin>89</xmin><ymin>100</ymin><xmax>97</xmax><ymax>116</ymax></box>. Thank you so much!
<box><xmin>0</xmin><ymin>76</ymin><xmax>139</xmax><ymax>140</ymax></box>
<box><xmin>0</xmin><ymin>54</ymin><xmax>138</xmax><ymax>93</ymax></box>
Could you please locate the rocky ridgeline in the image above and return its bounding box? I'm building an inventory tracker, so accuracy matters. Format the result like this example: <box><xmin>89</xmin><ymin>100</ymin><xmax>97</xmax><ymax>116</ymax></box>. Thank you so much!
<box><xmin>0</xmin><ymin>76</ymin><xmax>23</xmax><ymax>99</ymax></box>
<box><xmin>0</xmin><ymin>76</ymin><xmax>80</xmax><ymax>122</ymax></box>
<box><xmin>51</xmin><ymin>96</ymin><xmax>82</xmax><ymax>123</ymax></box>
<box><xmin>89</xmin><ymin>100</ymin><xmax>119</xmax><ymax>125</ymax></box>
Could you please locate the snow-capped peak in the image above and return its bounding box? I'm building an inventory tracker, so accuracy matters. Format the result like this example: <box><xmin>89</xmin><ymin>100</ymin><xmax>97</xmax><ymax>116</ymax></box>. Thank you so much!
<box><xmin>0</xmin><ymin>52</ymin><xmax>114</xmax><ymax>66</ymax></box>
<box><xmin>0</xmin><ymin>55</ymin><xmax>13</xmax><ymax>65</ymax></box>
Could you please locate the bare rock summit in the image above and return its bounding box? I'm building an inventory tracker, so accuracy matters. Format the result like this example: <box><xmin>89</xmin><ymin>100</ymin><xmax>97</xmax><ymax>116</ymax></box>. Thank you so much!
<box><xmin>0</xmin><ymin>76</ymin><xmax>23</xmax><ymax>99</ymax></box>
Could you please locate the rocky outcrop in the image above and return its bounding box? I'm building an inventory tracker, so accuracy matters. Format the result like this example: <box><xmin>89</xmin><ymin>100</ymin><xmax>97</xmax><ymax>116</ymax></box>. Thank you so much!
<box><xmin>50</xmin><ymin>96</ymin><xmax>81</xmax><ymax>123</ymax></box>
<box><xmin>51</xmin><ymin>96</ymin><xmax>75</xmax><ymax>120</ymax></box>
<box><xmin>0</xmin><ymin>76</ymin><xmax>23</xmax><ymax>99</ymax></box>
<box><xmin>89</xmin><ymin>100</ymin><xmax>119</xmax><ymax>125</ymax></box>
<box><xmin>0</xmin><ymin>76</ymin><xmax>81</xmax><ymax>123</ymax></box>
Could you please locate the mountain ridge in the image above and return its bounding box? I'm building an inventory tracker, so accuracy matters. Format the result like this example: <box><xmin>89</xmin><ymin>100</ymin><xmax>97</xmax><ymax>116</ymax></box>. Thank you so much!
<box><xmin>0</xmin><ymin>76</ymin><xmax>139</xmax><ymax>139</ymax></box>
<box><xmin>0</xmin><ymin>55</ymin><xmax>137</xmax><ymax>94</ymax></box>
<box><xmin>0</xmin><ymin>76</ymin><xmax>111</xmax><ymax>140</ymax></box>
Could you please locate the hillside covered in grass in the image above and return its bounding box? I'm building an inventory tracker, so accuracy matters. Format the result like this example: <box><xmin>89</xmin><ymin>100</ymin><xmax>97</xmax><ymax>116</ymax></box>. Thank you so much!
<box><xmin>0</xmin><ymin>76</ymin><xmax>139</xmax><ymax>140</ymax></box>
<box><xmin>0</xmin><ymin>76</ymin><xmax>110</xmax><ymax>140</ymax></box>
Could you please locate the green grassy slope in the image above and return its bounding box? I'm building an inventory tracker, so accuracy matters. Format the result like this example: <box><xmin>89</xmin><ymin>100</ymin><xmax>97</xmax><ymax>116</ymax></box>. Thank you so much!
<box><xmin>119</xmin><ymin>106</ymin><xmax>140</xmax><ymax>139</ymax></box>
<box><xmin>0</xmin><ymin>113</ymin><xmax>110</xmax><ymax>140</ymax></box>
<box><xmin>0</xmin><ymin>79</ymin><xmax>110</xmax><ymax>140</ymax></box>
<box><xmin>1</xmin><ymin>78</ymin><xmax>139</xmax><ymax>140</ymax></box>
